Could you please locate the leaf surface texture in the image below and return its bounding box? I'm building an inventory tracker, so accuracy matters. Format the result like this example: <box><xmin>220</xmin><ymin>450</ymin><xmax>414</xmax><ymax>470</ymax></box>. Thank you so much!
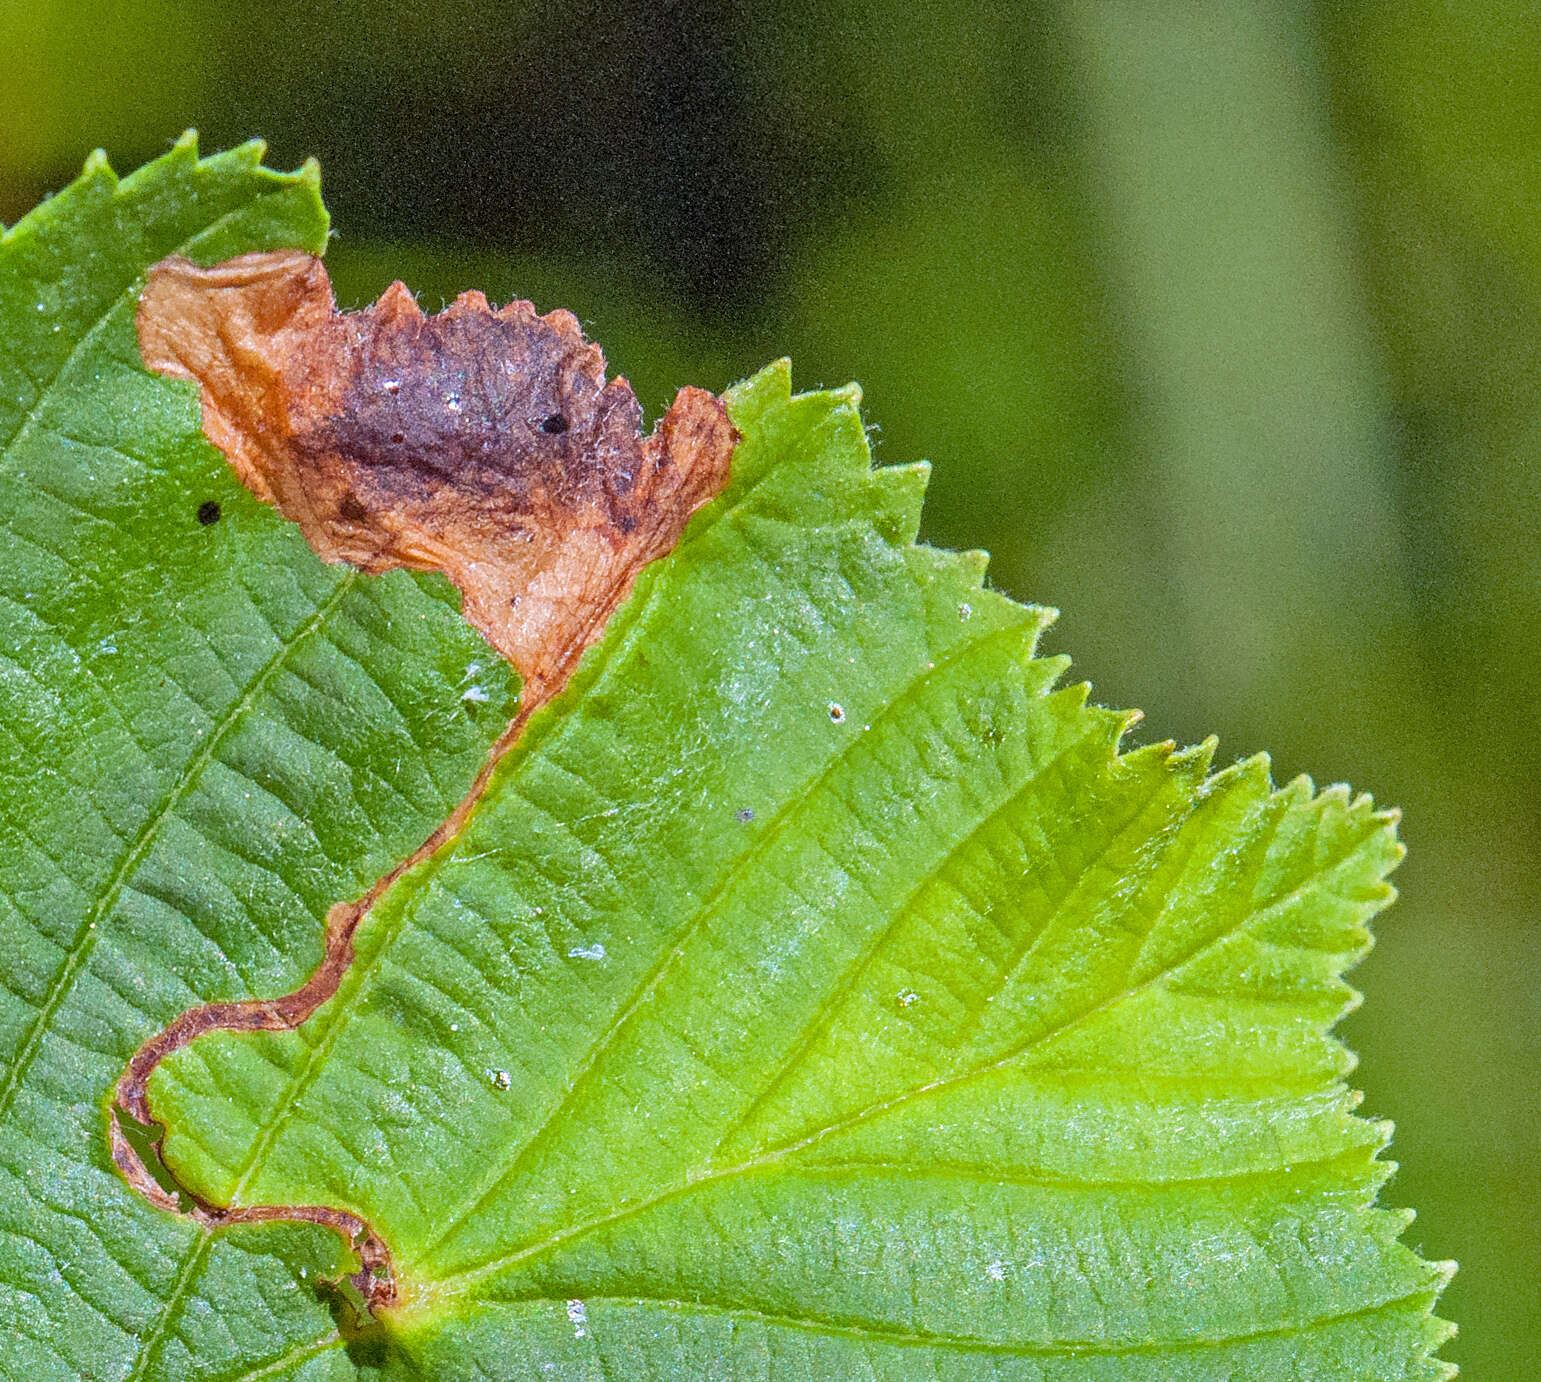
<box><xmin>0</xmin><ymin>146</ymin><xmax>1451</xmax><ymax>1380</ymax></box>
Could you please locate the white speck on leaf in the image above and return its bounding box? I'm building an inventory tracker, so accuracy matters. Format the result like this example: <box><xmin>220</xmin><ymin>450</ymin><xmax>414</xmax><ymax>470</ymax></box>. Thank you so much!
<box><xmin>566</xmin><ymin>1299</ymin><xmax>589</xmax><ymax>1338</ymax></box>
<box><xmin>568</xmin><ymin>942</ymin><xmax>606</xmax><ymax>961</ymax></box>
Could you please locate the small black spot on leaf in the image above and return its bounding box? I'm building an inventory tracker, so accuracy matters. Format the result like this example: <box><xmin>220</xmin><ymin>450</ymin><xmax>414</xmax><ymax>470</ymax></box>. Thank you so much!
<box><xmin>539</xmin><ymin>414</ymin><xmax>568</xmax><ymax>435</ymax></box>
<box><xmin>196</xmin><ymin>500</ymin><xmax>221</xmax><ymax>526</ymax></box>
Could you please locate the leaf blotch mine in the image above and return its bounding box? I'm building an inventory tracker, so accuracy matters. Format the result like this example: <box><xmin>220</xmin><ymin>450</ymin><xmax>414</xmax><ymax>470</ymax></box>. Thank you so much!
<box><xmin>137</xmin><ymin>250</ymin><xmax>738</xmax><ymax>710</ymax></box>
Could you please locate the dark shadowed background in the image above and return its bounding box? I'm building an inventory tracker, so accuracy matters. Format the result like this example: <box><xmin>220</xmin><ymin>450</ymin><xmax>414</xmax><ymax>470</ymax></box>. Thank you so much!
<box><xmin>4</xmin><ymin>1</ymin><xmax>1536</xmax><ymax>1373</ymax></box>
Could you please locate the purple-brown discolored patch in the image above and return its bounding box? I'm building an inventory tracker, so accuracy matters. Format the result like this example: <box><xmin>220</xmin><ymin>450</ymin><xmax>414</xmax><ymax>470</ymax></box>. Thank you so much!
<box><xmin>137</xmin><ymin>250</ymin><xmax>737</xmax><ymax>709</ymax></box>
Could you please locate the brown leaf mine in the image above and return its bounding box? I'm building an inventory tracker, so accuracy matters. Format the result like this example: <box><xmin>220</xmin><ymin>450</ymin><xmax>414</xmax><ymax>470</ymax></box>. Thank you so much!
<box><xmin>137</xmin><ymin>250</ymin><xmax>737</xmax><ymax>709</ymax></box>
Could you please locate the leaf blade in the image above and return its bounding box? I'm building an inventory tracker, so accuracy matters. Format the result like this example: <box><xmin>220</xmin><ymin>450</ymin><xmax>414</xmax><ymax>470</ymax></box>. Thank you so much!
<box><xmin>150</xmin><ymin>370</ymin><xmax>1448</xmax><ymax>1377</ymax></box>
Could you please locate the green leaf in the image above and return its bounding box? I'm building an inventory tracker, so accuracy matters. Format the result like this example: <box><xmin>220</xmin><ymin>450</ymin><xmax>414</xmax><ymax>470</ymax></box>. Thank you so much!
<box><xmin>1</xmin><ymin>146</ymin><xmax>1451</xmax><ymax>1379</ymax></box>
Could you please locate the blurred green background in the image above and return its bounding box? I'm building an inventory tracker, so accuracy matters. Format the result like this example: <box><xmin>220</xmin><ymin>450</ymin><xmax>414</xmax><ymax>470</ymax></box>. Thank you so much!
<box><xmin>3</xmin><ymin>0</ymin><xmax>1535</xmax><ymax>1373</ymax></box>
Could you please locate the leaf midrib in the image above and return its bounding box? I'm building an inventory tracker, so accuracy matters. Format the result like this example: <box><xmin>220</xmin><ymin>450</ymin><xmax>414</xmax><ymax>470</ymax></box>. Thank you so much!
<box><xmin>783</xmin><ymin>1143</ymin><xmax>1371</xmax><ymax>1197</ymax></box>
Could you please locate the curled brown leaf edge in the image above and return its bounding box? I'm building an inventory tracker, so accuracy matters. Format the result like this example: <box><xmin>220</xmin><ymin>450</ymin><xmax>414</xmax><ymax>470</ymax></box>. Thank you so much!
<box><xmin>109</xmin><ymin>252</ymin><xmax>738</xmax><ymax>1313</ymax></box>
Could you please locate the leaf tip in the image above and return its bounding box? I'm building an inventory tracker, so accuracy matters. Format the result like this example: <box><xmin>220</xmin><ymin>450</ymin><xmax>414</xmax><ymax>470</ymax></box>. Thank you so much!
<box><xmin>1029</xmin><ymin>601</ymin><xmax>1060</xmax><ymax>634</ymax></box>
<box><xmin>1225</xmin><ymin>749</ymin><xmax>1274</xmax><ymax>793</ymax></box>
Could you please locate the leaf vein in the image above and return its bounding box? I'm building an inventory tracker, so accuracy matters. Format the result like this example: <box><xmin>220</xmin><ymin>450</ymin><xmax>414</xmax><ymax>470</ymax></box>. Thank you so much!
<box><xmin>441</xmin><ymin>789</ymin><xmax>1377</xmax><ymax>1293</ymax></box>
<box><xmin>421</xmin><ymin>618</ymin><xmax>1036</xmax><ymax>1261</ymax></box>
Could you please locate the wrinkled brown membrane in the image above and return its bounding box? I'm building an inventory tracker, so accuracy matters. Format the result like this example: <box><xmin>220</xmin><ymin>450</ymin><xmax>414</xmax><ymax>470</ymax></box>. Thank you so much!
<box><xmin>112</xmin><ymin>253</ymin><xmax>737</xmax><ymax>1312</ymax></box>
<box><xmin>137</xmin><ymin>249</ymin><xmax>736</xmax><ymax>710</ymax></box>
